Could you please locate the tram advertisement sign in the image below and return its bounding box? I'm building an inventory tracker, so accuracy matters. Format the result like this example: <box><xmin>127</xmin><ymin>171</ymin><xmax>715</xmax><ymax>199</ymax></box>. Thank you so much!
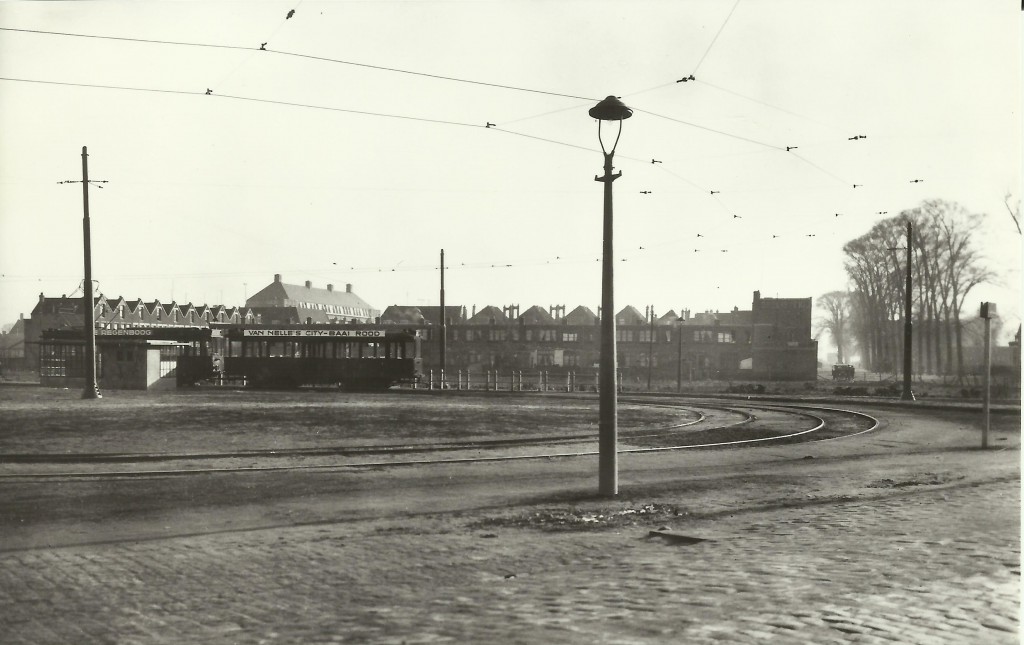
<box><xmin>242</xmin><ymin>329</ymin><xmax>386</xmax><ymax>338</ymax></box>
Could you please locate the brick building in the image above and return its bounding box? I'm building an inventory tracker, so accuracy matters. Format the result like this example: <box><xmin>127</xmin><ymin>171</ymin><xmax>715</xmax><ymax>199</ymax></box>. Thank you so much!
<box><xmin>381</xmin><ymin>291</ymin><xmax>818</xmax><ymax>383</ymax></box>
<box><xmin>245</xmin><ymin>274</ymin><xmax>379</xmax><ymax>325</ymax></box>
<box><xmin>23</xmin><ymin>293</ymin><xmax>255</xmax><ymax>375</ymax></box>
<box><xmin>0</xmin><ymin>315</ymin><xmax>26</xmax><ymax>373</ymax></box>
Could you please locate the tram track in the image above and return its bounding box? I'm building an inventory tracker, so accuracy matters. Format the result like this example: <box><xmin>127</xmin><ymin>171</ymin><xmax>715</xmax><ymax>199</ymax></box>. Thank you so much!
<box><xmin>0</xmin><ymin>399</ymin><xmax>879</xmax><ymax>480</ymax></box>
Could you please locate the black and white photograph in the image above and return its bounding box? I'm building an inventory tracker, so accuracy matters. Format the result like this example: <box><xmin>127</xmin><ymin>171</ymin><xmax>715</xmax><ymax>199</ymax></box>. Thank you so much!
<box><xmin>0</xmin><ymin>1</ymin><xmax>1020</xmax><ymax>643</ymax></box>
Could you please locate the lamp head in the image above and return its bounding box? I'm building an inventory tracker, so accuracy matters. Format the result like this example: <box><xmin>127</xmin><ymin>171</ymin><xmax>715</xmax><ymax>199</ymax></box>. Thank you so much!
<box><xmin>589</xmin><ymin>96</ymin><xmax>633</xmax><ymax>121</ymax></box>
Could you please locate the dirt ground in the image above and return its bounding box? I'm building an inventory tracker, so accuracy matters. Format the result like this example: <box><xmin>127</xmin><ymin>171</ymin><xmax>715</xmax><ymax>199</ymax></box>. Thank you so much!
<box><xmin>0</xmin><ymin>386</ymin><xmax>1019</xmax><ymax>644</ymax></box>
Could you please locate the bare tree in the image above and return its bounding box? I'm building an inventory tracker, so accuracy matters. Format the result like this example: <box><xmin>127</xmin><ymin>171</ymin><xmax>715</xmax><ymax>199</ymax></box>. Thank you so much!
<box><xmin>815</xmin><ymin>291</ymin><xmax>852</xmax><ymax>364</ymax></box>
<box><xmin>843</xmin><ymin>200</ymin><xmax>993</xmax><ymax>380</ymax></box>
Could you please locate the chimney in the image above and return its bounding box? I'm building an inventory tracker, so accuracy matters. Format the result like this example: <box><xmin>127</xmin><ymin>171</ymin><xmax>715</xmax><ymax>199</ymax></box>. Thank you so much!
<box><xmin>305</xmin><ymin>280</ymin><xmax>312</xmax><ymax>289</ymax></box>
<box><xmin>274</xmin><ymin>274</ymin><xmax>282</xmax><ymax>283</ymax></box>
<box><xmin>327</xmin><ymin>284</ymin><xmax>334</xmax><ymax>292</ymax></box>
<box><xmin>345</xmin><ymin>283</ymin><xmax>352</xmax><ymax>293</ymax></box>
<box><xmin>39</xmin><ymin>293</ymin><xmax>45</xmax><ymax>303</ymax></box>
<box><xmin>472</xmin><ymin>305</ymin><xmax>477</xmax><ymax>317</ymax></box>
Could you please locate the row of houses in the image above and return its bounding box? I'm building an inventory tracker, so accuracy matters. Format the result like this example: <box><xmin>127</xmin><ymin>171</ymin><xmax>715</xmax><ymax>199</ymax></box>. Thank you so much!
<box><xmin>233</xmin><ymin>274</ymin><xmax>818</xmax><ymax>380</ymax></box>
<box><xmin>378</xmin><ymin>291</ymin><xmax>817</xmax><ymax>381</ymax></box>
<box><xmin>18</xmin><ymin>293</ymin><xmax>260</xmax><ymax>371</ymax></box>
<box><xmin>7</xmin><ymin>274</ymin><xmax>818</xmax><ymax>382</ymax></box>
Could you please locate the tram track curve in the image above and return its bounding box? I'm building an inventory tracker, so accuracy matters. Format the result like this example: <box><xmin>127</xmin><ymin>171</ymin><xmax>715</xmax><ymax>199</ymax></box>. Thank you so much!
<box><xmin>0</xmin><ymin>399</ymin><xmax>879</xmax><ymax>480</ymax></box>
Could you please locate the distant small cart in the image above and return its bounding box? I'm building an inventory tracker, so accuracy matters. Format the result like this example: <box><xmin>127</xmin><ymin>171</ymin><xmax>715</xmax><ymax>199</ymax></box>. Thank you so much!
<box><xmin>832</xmin><ymin>364</ymin><xmax>855</xmax><ymax>382</ymax></box>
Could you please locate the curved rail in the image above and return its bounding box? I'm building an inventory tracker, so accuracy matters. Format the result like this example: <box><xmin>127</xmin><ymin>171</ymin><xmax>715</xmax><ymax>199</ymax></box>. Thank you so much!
<box><xmin>0</xmin><ymin>401</ymin><xmax>879</xmax><ymax>480</ymax></box>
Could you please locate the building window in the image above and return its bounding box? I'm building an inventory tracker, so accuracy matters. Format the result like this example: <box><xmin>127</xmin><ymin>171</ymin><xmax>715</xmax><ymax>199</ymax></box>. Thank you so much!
<box><xmin>718</xmin><ymin>331</ymin><xmax>734</xmax><ymax>343</ymax></box>
<box><xmin>562</xmin><ymin>332</ymin><xmax>578</xmax><ymax>342</ymax></box>
<box><xmin>693</xmin><ymin>330</ymin><xmax>713</xmax><ymax>342</ymax></box>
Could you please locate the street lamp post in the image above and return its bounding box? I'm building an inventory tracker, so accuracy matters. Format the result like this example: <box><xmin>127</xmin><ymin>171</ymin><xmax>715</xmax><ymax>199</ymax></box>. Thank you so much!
<box><xmin>590</xmin><ymin>95</ymin><xmax>632</xmax><ymax>497</ymax></box>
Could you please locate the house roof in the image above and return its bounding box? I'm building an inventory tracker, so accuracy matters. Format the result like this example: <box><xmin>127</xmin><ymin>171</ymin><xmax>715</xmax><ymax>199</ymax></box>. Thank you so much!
<box><xmin>564</xmin><ymin>305</ymin><xmax>598</xmax><ymax>325</ymax></box>
<box><xmin>615</xmin><ymin>305</ymin><xmax>646</xmax><ymax>325</ymax></box>
<box><xmin>518</xmin><ymin>305</ymin><xmax>554</xmax><ymax>325</ymax></box>
<box><xmin>414</xmin><ymin>306</ymin><xmax>467</xmax><ymax>325</ymax></box>
<box><xmin>657</xmin><ymin>310</ymin><xmax>680</xmax><ymax>325</ymax></box>
<box><xmin>467</xmin><ymin>305</ymin><xmax>507</xmax><ymax>325</ymax></box>
<box><xmin>247</xmin><ymin>279</ymin><xmax>377</xmax><ymax>313</ymax></box>
<box><xmin>380</xmin><ymin>305</ymin><xmax>428</xmax><ymax>324</ymax></box>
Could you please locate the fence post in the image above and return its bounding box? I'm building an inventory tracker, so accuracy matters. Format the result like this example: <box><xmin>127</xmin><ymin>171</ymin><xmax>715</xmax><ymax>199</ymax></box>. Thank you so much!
<box><xmin>428</xmin><ymin>369</ymin><xmax>434</xmax><ymax>390</ymax></box>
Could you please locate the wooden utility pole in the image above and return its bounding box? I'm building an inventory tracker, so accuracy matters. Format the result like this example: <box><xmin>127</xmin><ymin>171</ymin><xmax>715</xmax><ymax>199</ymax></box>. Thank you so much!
<box><xmin>980</xmin><ymin>302</ymin><xmax>997</xmax><ymax>447</ymax></box>
<box><xmin>81</xmin><ymin>146</ymin><xmax>101</xmax><ymax>399</ymax></box>
<box><xmin>901</xmin><ymin>221</ymin><xmax>914</xmax><ymax>401</ymax></box>
<box><xmin>647</xmin><ymin>305</ymin><xmax>654</xmax><ymax>391</ymax></box>
<box><xmin>439</xmin><ymin>249</ymin><xmax>446</xmax><ymax>388</ymax></box>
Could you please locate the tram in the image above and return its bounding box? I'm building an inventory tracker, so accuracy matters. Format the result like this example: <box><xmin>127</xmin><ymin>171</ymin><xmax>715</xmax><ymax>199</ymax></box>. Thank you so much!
<box><xmin>217</xmin><ymin>324</ymin><xmax>422</xmax><ymax>390</ymax></box>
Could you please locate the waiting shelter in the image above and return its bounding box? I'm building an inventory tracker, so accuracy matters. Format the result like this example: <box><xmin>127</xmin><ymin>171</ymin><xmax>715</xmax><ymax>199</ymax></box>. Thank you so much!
<box><xmin>38</xmin><ymin>326</ymin><xmax>215</xmax><ymax>390</ymax></box>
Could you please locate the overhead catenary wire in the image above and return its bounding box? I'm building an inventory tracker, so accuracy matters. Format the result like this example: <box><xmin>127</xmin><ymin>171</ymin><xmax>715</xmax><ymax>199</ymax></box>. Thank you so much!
<box><xmin>0</xmin><ymin>24</ymin><xmax>860</xmax><ymax>191</ymax></box>
<box><xmin>0</xmin><ymin>27</ymin><xmax>598</xmax><ymax>102</ymax></box>
<box><xmin>0</xmin><ymin>76</ymin><xmax>485</xmax><ymax>129</ymax></box>
<box><xmin>634</xmin><ymin>108</ymin><xmax>786</xmax><ymax>151</ymax></box>
<box><xmin>695</xmin><ymin>78</ymin><xmax>844</xmax><ymax>132</ymax></box>
<box><xmin>0</xmin><ymin>29</ymin><xmax>907</xmax><ymax>282</ymax></box>
<box><xmin>691</xmin><ymin>0</ymin><xmax>742</xmax><ymax>75</ymax></box>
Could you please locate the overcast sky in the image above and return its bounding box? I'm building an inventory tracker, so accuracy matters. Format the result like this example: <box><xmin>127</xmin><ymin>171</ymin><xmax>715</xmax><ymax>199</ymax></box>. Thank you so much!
<box><xmin>1</xmin><ymin>1</ymin><xmax>1020</xmax><ymax>345</ymax></box>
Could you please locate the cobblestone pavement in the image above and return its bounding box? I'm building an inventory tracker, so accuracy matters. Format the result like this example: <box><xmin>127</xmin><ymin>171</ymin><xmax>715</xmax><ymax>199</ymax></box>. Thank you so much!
<box><xmin>1</xmin><ymin>472</ymin><xmax>1018</xmax><ymax>644</ymax></box>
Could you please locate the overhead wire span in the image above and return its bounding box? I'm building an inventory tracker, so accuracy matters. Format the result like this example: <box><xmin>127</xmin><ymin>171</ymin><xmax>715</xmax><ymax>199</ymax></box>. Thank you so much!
<box><xmin>695</xmin><ymin>79</ymin><xmax>843</xmax><ymax>132</ymax></box>
<box><xmin>0</xmin><ymin>26</ymin><xmax>253</xmax><ymax>51</ymax></box>
<box><xmin>787</xmin><ymin>151</ymin><xmax>850</xmax><ymax>186</ymax></box>
<box><xmin>212</xmin><ymin>92</ymin><xmax>484</xmax><ymax>128</ymax></box>
<box><xmin>634</xmin><ymin>108</ymin><xmax>785</xmax><ymax>151</ymax></box>
<box><xmin>267</xmin><ymin>49</ymin><xmax>598</xmax><ymax>101</ymax></box>
<box><xmin>489</xmin><ymin>127</ymin><xmax>600</xmax><ymax>155</ymax></box>
<box><xmin>0</xmin><ymin>75</ymin><xmax>201</xmax><ymax>98</ymax></box>
<box><xmin>209</xmin><ymin>0</ymin><xmax>306</xmax><ymax>91</ymax></box>
<box><xmin>691</xmin><ymin>0</ymin><xmax>742</xmax><ymax>75</ymax></box>
<box><xmin>0</xmin><ymin>76</ymin><xmax>484</xmax><ymax>129</ymax></box>
<box><xmin>0</xmin><ymin>27</ymin><xmax>597</xmax><ymax>102</ymax></box>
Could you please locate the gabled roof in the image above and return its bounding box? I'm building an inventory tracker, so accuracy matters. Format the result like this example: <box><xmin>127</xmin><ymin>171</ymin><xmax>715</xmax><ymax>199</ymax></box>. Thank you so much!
<box><xmin>467</xmin><ymin>306</ymin><xmax>507</xmax><ymax>325</ymax></box>
<box><xmin>615</xmin><ymin>305</ymin><xmax>646</xmax><ymax>325</ymax></box>
<box><xmin>416</xmin><ymin>306</ymin><xmax>467</xmax><ymax>325</ymax></box>
<box><xmin>657</xmin><ymin>310</ymin><xmax>680</xmax><ymax>325</ymax></box>
<box><xmin>518</xmin><ymin>305</ymin><xmax>554</xmax><ymax>325</ymax></box>
<box><xmin>565</xmin><ymin>305</ymin><xmax>598</xmax><ymax>325</ymax></box>
<box><xmin>31</xmin><ymin>295</ymin><xmax>107</xmax><ymax>316</ymax></box>
<box><xmin>380</xmin><ymin>305</ymin><xmax>428</xmax><ymax>325</ymax></box>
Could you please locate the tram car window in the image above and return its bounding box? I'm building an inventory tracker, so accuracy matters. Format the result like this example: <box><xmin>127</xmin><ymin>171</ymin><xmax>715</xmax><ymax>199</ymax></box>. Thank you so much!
<box><xmin>216</xmin><ymin>324</ymin><xmax>422</xmax><ymax>390</ymax></box>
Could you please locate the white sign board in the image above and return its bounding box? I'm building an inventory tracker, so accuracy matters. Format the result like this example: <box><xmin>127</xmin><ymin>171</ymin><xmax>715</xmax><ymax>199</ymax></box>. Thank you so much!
<box><xmin>242</xmin><ymin>329</ymin><xmax>386</xmax><ymax>338</ymax></box>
